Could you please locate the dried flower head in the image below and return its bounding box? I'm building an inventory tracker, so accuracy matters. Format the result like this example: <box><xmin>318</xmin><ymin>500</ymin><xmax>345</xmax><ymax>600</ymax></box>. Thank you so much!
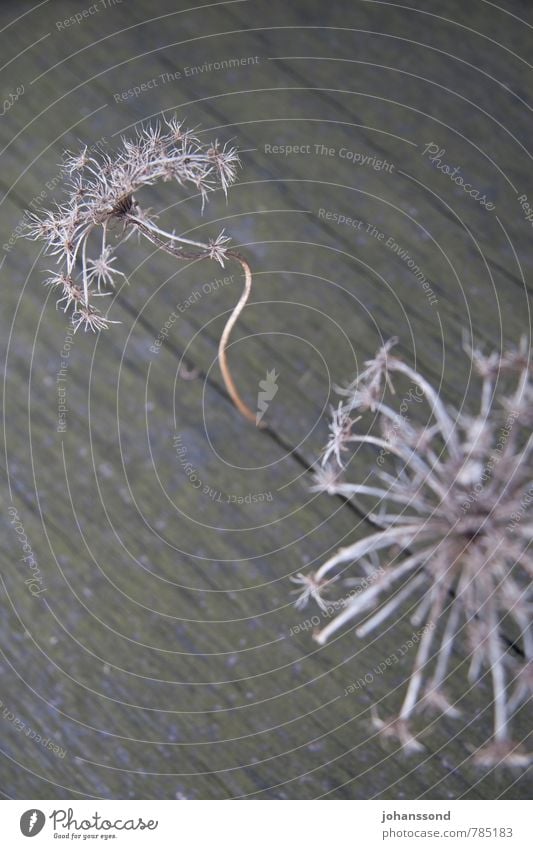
<box><xmin>23</xmin><ymin>117</ymin><xmax>258</xmax><ymax>424</ymax></box>
<box><xmin>295</xmin><ymin>337</ymin><xmax>532</xmax><ymax>766</ymax></box>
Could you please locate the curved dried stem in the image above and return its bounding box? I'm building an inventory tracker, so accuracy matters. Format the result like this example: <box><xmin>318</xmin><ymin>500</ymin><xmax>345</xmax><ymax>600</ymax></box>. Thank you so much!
<box><xmin>219</xmin><ymin>251</ymin><xmax>260</xmax><ymax>427</ymax></box>
<box><xmin>128</xmin><ymin>218</ymin><xmax>258</xmax><ymax>426</ymax></box>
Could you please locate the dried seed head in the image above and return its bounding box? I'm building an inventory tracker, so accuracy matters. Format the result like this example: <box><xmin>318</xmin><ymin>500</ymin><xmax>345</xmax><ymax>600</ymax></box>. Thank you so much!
<box><xmin>23</xmin><ymin>117</ymin><xmax>242</xmax><ymax>330</ymax></box>
<box><xmin>296</xmin><ymin>339</ymin><xmax>533</xmax><ymax>764</ymax></box>
<box><xmin>24</xmin><ymin>119</ymin><xmax>258</xmax><ymax>424</ymax></box>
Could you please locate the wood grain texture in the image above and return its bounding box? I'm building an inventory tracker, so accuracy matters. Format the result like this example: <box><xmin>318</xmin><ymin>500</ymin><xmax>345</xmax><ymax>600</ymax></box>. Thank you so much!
<box><xmin>0</xmin><ymin>0</ymin><xmax>531</xmax><ymax>799</ymax></box>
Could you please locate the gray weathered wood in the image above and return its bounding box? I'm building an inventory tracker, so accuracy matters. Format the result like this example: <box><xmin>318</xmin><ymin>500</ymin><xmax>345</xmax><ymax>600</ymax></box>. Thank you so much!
<box><xmin>0</xmin><ymin>0</ymin><xmax>531</xmax><ymax>799</ymax></box>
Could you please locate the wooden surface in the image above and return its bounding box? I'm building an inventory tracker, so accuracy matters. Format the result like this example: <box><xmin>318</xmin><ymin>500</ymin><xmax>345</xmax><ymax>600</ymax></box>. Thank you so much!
<box><xmin>0</xmin><ymin>0</ymin><xmax>531</xmax><ymax>799</ymax></box>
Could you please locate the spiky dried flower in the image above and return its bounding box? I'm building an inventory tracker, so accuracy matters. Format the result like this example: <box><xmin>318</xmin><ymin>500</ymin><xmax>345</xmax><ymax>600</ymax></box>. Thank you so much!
<box><xmin>294</xmin><ymin>337</ymin><xmax>532</xmax><ymax>766</ymax></box>
<box><xmin>23</xmin><ymin>117</ymin><xmax>258</xmax><ymax>424</ymax></box>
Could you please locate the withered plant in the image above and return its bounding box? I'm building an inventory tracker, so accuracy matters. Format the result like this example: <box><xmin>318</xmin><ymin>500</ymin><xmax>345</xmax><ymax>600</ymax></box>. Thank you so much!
<box><xmin>294</xmin><ymin>338</ymin><xmax>532</xmax><ymax>766</ymax></box>
<box><xmin>24</xmin><ymin>117</ymin><xmax>257</xmax><ymax>424</ymax></box>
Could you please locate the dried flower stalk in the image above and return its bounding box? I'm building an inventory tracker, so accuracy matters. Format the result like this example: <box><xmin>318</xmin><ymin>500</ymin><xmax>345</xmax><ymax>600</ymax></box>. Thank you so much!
<box><xmin>295</xmin><ymin>337</ymin><xmax>532</xmax><ymax>766</ymax></box>
<box><xmin>24</xmin><ymin>117</ymin><xmax>257</xmax><ymax>424</ymax></box>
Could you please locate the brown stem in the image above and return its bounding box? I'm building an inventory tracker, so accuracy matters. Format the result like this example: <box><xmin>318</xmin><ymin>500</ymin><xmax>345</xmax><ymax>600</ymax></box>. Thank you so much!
<box><xmin>130</xmin><ymin>217</ymin><xmax>260</xmax><ymax>426</ymax></box>
<box><xmin>220</xmin><ymin>250</ymin><xmax>263</xmax><ymax>427</ymax></box>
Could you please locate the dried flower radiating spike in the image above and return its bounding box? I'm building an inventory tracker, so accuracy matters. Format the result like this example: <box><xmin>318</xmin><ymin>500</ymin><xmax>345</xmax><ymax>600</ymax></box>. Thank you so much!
<box><xmin>85</xmin><ymin>246</ymin><xmax>126</xmax><ymax>291</ymax></box>
<box><xmin>290</xmin><ymin>572</ymin><xmax>338</xmax><ymax>614</ymax></box>
<box><xmin>321</xmin><ymin>402</ymin><xmax>362</xmax><ymax>468</ymax></box>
